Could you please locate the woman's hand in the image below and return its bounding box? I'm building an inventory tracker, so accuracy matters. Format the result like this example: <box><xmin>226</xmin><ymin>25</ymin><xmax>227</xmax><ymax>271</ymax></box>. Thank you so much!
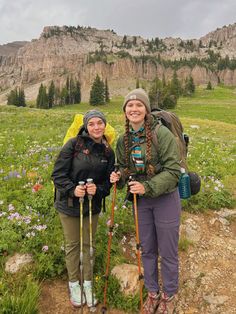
<box><xmin>110</xmin><ymin>171</ymin><xmax>121</xmax><ymax>183</ymax></box>
<box><xmin>128</xmin><ymin>181</ymin><xmax>145</xmax><ymax>195</ymax></box>
<box><xmin>86</xmin><ymin>182</ymin><xmax>97</xmax><ymax>196</ymax></box>
<box><xmin>74</xmin><ymin>184</ymin><xmax>86</xmax><ymax>198</ymax></box>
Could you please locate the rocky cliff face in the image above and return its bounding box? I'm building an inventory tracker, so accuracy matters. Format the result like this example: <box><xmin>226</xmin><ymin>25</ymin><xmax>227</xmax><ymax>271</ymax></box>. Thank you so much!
<box><xmin>0</xmin><ymin>41</ymin><xmax>28</xmax><ymax>56</ymax></box>
<box><xmin>1</xmin><ymin>23</ymin><xmax>236</xmax><ymax>101</ymax></box>
<box><xmin>200</xmin><ymin>23</ymin><xmax>236</xmax><ymax>58</ymax></box>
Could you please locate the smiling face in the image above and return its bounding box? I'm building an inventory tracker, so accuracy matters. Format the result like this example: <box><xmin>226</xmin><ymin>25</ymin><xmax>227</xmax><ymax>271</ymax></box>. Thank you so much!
<box><xmin>87</xmin><ymin>117</ymin><xmax>106</xmax><ymax>142</ymax></box>
<box><xmin>124</xmin><ymin>99</ymin><xmax>147</xmax><ymax>130</ymax></box>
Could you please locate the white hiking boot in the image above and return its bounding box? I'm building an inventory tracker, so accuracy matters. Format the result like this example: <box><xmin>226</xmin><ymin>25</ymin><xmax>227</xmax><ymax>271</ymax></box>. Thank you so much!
<box><xmin>83</xmin><ymin>280</ymin><xmax>98</xmax><ymax>308</ymax></box>
<box><xmin>68</xmin><ymin>281</ymin><xmax>86</xmax><ymax>307</ymax></box>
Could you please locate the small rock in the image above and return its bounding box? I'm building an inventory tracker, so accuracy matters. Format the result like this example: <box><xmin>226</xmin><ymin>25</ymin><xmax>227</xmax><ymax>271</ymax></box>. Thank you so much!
<box><xmin>185</xmin><ymin>225</ymin><xmax>201</xmax><ymax>242</ymax></box>
<box><xmin>111</xmin><ymin>263</ymin><xmax>143</xmax><ymax>295</ymax></box>
<box><xmin>203</xmin><ymin>293</ymin><xmax>229</xmax><ymax>305</ymax></box>
<box><xmin>217</xmin><ymin>208</ymin><xmax>236</xmax><ymax>219</ymax></box>
<box><xmin>5</xmin><ymin>253</ymin><xmax>33</xmax><ymax>273</ymax></box>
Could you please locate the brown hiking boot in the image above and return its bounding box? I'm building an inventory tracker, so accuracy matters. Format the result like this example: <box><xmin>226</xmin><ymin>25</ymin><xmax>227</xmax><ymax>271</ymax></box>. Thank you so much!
<box><xmin>156</xmin><ymin>292</ymin><xmax>177</xmax><ymax>314</ymax></box>
<box><xmin>142</xmin><ymin>291</ymin><xmax>161</xmax><ymax>314</ymax></box>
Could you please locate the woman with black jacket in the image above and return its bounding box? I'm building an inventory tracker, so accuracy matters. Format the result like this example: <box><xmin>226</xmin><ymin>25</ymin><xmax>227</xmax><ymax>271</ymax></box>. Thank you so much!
<box><xmin>51</xmin><ymin>110</ymin><xmax>115</xmax><ymax>308</ymax></box>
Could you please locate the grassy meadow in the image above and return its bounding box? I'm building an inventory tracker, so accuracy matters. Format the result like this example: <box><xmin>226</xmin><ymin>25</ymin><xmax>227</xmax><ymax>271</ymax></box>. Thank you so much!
<box><xmin>0</xmin><ymin>85</ymin><xmax>235</xmax><ymax>312</ymax></box>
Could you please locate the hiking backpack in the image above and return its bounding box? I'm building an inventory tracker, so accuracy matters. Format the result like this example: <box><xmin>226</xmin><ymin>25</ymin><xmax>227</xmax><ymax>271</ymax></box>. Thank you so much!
<box><xmin>151</xmin><ymin>108</ymin><xmax>200</xmax><ymax>196</ymax></box>
<box><xmin>151</xmin><ymin>108</ymin><xmax>189</xmax><ymax>170</ymax></box>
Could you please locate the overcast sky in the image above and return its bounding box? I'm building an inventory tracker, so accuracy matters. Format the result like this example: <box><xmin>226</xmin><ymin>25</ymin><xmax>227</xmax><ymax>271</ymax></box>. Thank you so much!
<box><xmin>1</xmin><ymin>0</ymin><xmax>236</xmax><ymax>45</ymax></box>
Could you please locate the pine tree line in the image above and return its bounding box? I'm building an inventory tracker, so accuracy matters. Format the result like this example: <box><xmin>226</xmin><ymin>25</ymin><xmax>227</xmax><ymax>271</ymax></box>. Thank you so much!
<box><xmin>148</xmin><ymin>73</ymin><xmax>196</xmax><ymax>110</ymax></box>
<box><xmin>6</xmin><ymin>73</ymin><xmax>198</xmax><ymax>110</ymax></box>
<box><xmin>36</xmin><ymin>78</ymin><xmax>81</xmax><ymax>109</ymax></box>
<box><xmin>6</xmin><ymin>75</ymin><xmax>111</xmax><ymax>108</ymax></box>
<box><xmin>7</xmin><ymin>88</ymin><xmax>26</xmax><ymax>107</ymax></box>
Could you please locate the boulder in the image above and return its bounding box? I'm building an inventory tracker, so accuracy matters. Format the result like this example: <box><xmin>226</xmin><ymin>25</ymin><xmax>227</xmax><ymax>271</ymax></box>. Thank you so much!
<box><xmin>5</xmin><ymin>253</ymin><xmax>33</xmax><ymax>273</ymax></box>
<box><xmin>111</xmin><ymin>263</ymin><xmax>143</xmax><ymax>295</ymax></box>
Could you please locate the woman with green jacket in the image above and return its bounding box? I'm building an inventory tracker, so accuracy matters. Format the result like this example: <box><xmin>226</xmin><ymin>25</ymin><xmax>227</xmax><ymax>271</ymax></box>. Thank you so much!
<box><xmin>110</xmin><ymin>88</ymin><xmax>181</xmax><ymax>314</ymax></box>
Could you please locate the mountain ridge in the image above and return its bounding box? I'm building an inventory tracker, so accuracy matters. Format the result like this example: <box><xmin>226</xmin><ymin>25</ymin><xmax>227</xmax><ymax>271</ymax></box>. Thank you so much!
<box><xmin>1</xmin><ymin>22</ymin><xmax>236</xmax><ymax>102</ymax></box>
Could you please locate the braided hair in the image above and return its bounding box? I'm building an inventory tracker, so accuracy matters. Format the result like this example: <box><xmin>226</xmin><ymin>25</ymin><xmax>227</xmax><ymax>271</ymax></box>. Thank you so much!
<box><xmin>124</xmin><ymin>114</ymin><xmax>155</xmax><ymax>178</ymax></box>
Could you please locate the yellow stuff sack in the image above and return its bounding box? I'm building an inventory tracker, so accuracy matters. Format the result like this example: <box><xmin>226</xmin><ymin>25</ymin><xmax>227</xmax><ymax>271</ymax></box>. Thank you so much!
<box><xmin>63</xmin><ymin>114</ymin><xmax>116</xmax><ymax>145</ymax></box>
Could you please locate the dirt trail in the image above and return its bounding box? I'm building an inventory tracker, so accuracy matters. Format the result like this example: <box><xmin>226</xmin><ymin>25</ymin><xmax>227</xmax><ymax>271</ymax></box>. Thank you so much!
<box><xmin>38</xmin><ymin>279</ymin><xmax>125</xmax><ymax>313</ymax></box>
<box><xmin>39</xmin><ymin>209</ymin><xmax>236</xmax><ymax>314</ymax></box>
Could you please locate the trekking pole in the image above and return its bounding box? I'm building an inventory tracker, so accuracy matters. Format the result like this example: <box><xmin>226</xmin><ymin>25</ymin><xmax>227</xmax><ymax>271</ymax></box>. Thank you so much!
<box><xmin>130</xmin><ymin>176</ymin><xmax>144</xmax><ymax>313</ymax></box>
<box><xmin>79</xmin><ymin>181</ymin><xmax>85</xmax><ymax>314</ymax></box>
<box><xmin>86</xmin><ymin>178</ymin><xmax>95</xmax><ymax>309</ymax></box>
<box><xmin>101</xmin><ymin>164</ymin><xmax>119</xmax><ymax>314</ymax></box>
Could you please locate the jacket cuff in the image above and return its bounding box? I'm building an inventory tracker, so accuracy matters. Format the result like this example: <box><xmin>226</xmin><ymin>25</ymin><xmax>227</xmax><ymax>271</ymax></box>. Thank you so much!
<box><xmin>143</xmin><ymin>181</ymin><xmax>151</xmax><ymax>196</ymax></box>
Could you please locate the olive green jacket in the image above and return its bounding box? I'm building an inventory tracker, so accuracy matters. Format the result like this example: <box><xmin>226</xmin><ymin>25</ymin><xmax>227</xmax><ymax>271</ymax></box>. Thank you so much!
<box><xmin>116</xmin><ymin>119</ymin><xmax>181</xmax><ymax>198</ymax></box>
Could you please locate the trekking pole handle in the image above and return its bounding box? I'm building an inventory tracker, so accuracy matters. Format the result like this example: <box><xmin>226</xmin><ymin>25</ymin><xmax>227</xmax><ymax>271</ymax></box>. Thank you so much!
<box><xmin>128</xmin><ymin>174</ymin><xmax>136</xmax><ymax>184</ymax></box>
<box><xmin>87</xmin><ymin>178</ymin><xmax>93</xmax><ymax>184</ymax></box>
<box><xmin>114</xmin><ymin>163</ymin><xmax>119</xmax><ymax>173</ymax></box>
<box><xmin>123</xmin><ymin>175</ymin><xmax>135</xmax><ymax>206</ymax></box>
<box><xmin>86</xmin><ymin>178</ymin><xmax>93</xmax><ymax>200</ymax></box>
<box><xmin>78</xmin><ymin>181</ymin><xmax>85</xmax><ymax>203</ymax></box>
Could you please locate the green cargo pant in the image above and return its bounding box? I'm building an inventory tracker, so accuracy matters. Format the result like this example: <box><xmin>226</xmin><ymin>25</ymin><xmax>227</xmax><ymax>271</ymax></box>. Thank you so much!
<box><xmin>59</xmin><ymin>212</ymin><xmax>99</xmax><ymax>282</ymax></box>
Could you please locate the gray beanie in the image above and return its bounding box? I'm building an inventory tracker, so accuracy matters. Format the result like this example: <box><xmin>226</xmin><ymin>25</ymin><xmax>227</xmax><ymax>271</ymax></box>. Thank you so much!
<box><xmin>83</xmin><ymin>109</ymin><xmax>107</xmax><ymax>129</ymax></box>
<box><xmin>123</xmin><ymin>88</ymin><xmax>151</xmax><ymax>113</ymax></box>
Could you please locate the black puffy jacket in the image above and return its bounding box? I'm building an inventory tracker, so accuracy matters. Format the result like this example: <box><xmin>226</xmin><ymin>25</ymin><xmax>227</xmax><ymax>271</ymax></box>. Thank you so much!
<box><xmin>51</xmin><ymin>134</ymin><xmax>115</xmax><ymax>217</ymax></box>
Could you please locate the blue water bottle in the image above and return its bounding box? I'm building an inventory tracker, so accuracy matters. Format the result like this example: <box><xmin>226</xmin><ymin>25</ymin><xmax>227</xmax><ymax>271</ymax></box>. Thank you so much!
<box><xmin>178</xmin><ymin>168</ymin><xmax>191</xmax><ymax>199</ymax></box>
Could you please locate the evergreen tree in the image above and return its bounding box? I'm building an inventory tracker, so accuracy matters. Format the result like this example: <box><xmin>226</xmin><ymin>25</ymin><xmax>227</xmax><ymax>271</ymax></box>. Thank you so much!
<box><xmin>105</xmin><ymin>78</ymin><xmax>110</xmax><ymax>103</ymax></box>
<box><xmin>7</xmin><ymin>87</ymin><xmax>26</xmax><ymax>107</ymax></box>
<box><xmin>89</xmin><ymin>75</ymin><xmax>105</xmax><ymax>105</ymax></box>
<box><xmin>69</xmin><ymin>77</ymin><xmax>75</xmax><ymax>104</ymax></box>
<box><xmin>188</xmin><ymin>76</ymin><xmax>195</xmax><ymax>93</ymax></box>
<box><xmin>184</xmin><ymin>76</ymin><xmax>195</xmax><ymax>96</ymax></box>
<box><xmin>65</xmin><ymin>77</ymin><xmax>70</xmax><ymax>104</ymax></box>
<box><xmin>162</xmin><ymin>74</ymin><xmax>166</xmax><ymax>87</ymax></box>
<box><xmin>122</xmin><ymin>35</ymin><xmax>127</xmax><ymax>45</ymax></box>
<box><xmin>199</xmin><ymin>40</ymin><xmax>203</xmax><ymax>48</ymax></box>
<box><xmin>74</xmin><ymin>80</ymin><xmax>81</xmax><ymax>104</ymax></box>
<box><xmin>18</xmin><ymin>88</ymin><xmax>26</xmax><ymax>107</ymax></box>
<box><xmin>60</xmin><ymin>87</ymin><xmax>69</xmax><ymax>105</ymax></box>
<box><xmin>170</xmin><ymin>71</ymin><xmax>182</xmax><ymax>98</ymax></box>
<box><xmin>7</xmin><ymin>88</ymin><xmax>18</xmax><ymax>106</ymax></box>
<box><xmin>162</xmin><ymin>93</ymin><xmax>177</xmax><ymax>109</ymax></box>
<box><xmin>36</xmin><ymin>84</ymin><xmax>48</xmax><ymax>109</ymax></box>
<box><xmin>206</xmin><ymin>81</ymin><xmax>212</xmax><ymax>90</ymax></box>
<box><xmin>36</xmin><ymin>84</ymin><xmax>44</xmax><ymax>108</ymax></box>
<box><xmin>54</xmin><ymin>86</ymin><xmax>61</xmax><ymax>106</ymax></box>
<box><xmin>48</xmin><ymin>80</ymin><xmax>55</xmax><ymax>108</ymax></box>
<box><xmin>148</xmin><ymin>77</ymin><xmax>162</xmax><ymax>110</ymax></box>
<box><xmin>41</xmin><ymin>86</ymin><xmax>48</xmax><ymax>109</ymax></box>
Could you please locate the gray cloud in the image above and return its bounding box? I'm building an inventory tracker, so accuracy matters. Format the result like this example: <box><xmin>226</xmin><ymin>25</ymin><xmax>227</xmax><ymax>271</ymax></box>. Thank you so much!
<box><xmin>0</xmin><ymin>0</ymin><xmax>236</xmax><ymax>44</ymax></box>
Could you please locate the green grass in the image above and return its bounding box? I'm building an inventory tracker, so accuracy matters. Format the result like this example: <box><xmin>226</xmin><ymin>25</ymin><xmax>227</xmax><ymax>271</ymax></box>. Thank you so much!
<box><xmin>0</xmin><ymin>85</ymin><xmax>236</xmax><ymax>312</ymax></box>
<box><xmin>37</xmin><ymin>86</ymin><xmax>236</xmax><ymax>125</ymax></box>
<box><xmin>176</xmin><ymin>86</ymin><xmax>236</xmax><ymax>124</ymax></box>
<box><xmin>178</xmin><ymin>237</ymin><xmax>193</xmax><ymax>252</ymax></box>
<box><xmin>0</xmin><ymin>275</ymin><xmax>40</xmax><ymax>314</ymax></box>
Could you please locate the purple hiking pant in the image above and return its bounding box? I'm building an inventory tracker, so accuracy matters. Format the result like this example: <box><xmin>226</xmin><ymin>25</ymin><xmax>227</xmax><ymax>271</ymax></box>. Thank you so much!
<box><xmin>137</xmin><ymin>189</ymin><xmax>181</xmax><ymax>296</ymax></box>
